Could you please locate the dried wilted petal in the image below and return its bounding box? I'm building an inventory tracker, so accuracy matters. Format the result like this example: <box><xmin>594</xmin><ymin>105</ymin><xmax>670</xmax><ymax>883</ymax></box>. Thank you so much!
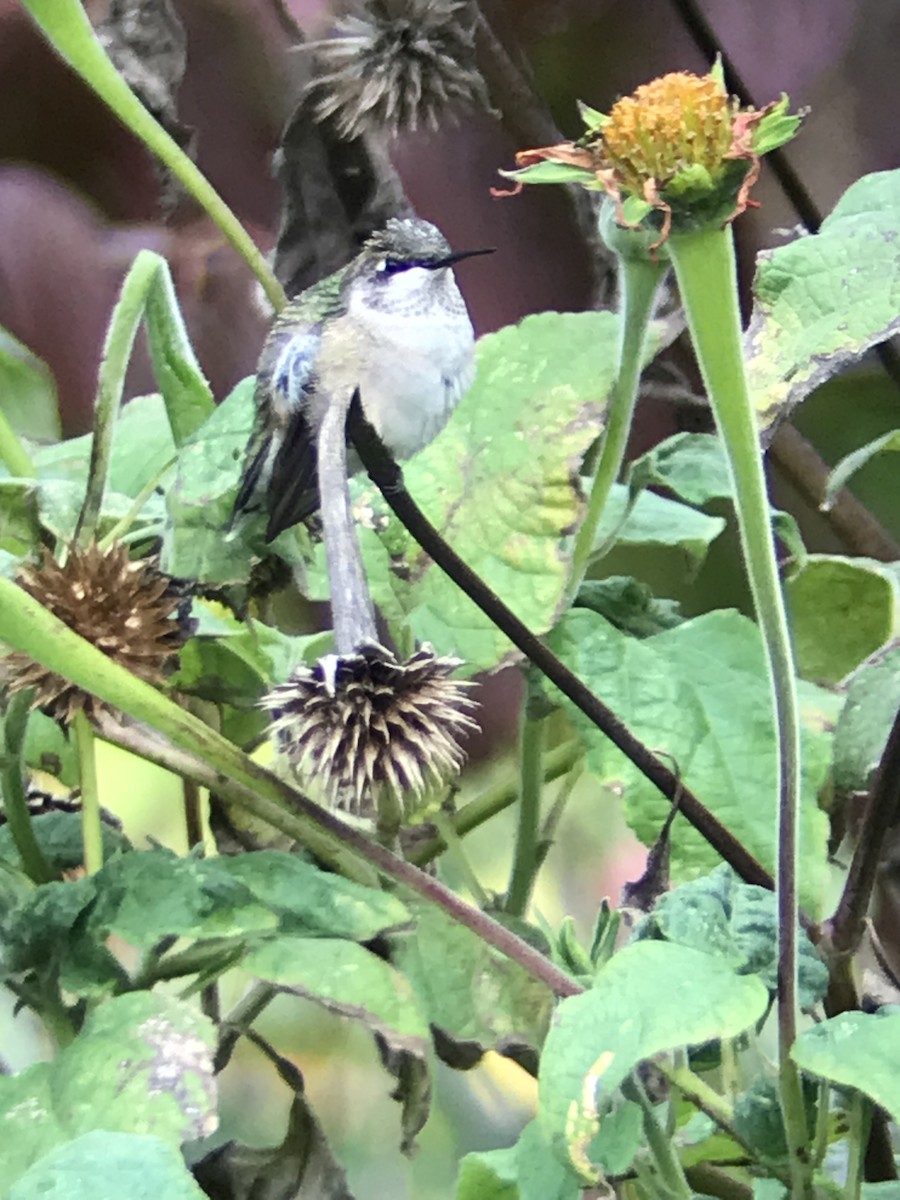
<box><xmin>3</xmin><ymin>543</ymin><xmax>190</xmax><ymax>724</ymax></box>
<box><xmin>263</xmin><ymin>643</ymin><xmax>479</xmax><ymax>816</ymax></box>
<box><xmin>308</xmin><ymin>0</ymin><xmax>492</xmax><ymax>138</ymax></box>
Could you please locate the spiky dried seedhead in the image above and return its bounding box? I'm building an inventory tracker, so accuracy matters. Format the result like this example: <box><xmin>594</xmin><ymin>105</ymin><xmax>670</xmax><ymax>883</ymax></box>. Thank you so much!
<box><xmin>263</xmin><ymin>643</ymin><xmax>479</xmax><ymax>815</ymax></box>
<box><xmin>309</xmin><ymin>0</ymin><xmax>491</xmax><ymax>138</ymax></box>
<box><xmin>3</xmin><ymin>543</ymin><xmax>189</xmax><ymax>724</ymax></box>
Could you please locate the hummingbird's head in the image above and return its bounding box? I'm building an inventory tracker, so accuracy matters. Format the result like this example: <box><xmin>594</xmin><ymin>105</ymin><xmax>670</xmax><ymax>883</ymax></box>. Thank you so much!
<box><xmin>349</xmin><ymin>217</ymin><xmax>493</xmax><ymax>313</ymax></box>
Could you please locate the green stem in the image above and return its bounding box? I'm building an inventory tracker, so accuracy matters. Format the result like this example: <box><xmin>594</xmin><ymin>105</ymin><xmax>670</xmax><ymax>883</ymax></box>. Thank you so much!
<box><xmin>96</xmin><ymin>454</ymin><xmax>178</xmax><ymax>552</ymax></box>
<box><xmin>72</xmin><ymin>710</ymin><xmax>102</xmax><ymax>874</ymax></box>
<box><xmin>844</xmin><ymin>1092</ymin><xmax>870</xmax><ymax>1200</ymax></box>
<box><xmin>623</xmin><ymin>1072</ymin><xmax>692</xmax><ymax>1200</ymax></box>
<box><xmin>0</xmin><ymin>407</ymin><xmax>36</xmax><ymax>480</ymax></box>
<box><xmin>432</xmin><ymin>809</ymin><xmax>489</xmax><ymax>907</ymax></box>
<box><xmin>505</xmin><ymin>685</ymin><xmax>546</xmax><ymax>916</ymax></box>
<box><xmin>811</xmin><ymin>1080</ymin><xmax>830</xmax><ymax>1169</ymax></box>
<box><xmin>0</xmin><ymin>691</ymin><xmax>55</xmax><ymax>883</ymax></box>
<box><xmin>408</xmin><ymin>740</ymin><xmax>582</xmax><ymax>867</ymax></box>
<box><xmin>568</xmin><ymin>255</ymin><xmax>666</xmax><ymax>600</ymax></box>
<box><xmin>74</xmin><ymin>252</ymin><xmax>161</xmax><ymax>546</ymax></box>
<box><xmin>666</xmin><ymin>225</ymin><xmax>808</xmax><ymax>1198</ymax></box>
<box><xmin>20</xmin><ymin>0</ymin><xmax>285</xmax><ymax>311</ymax></box>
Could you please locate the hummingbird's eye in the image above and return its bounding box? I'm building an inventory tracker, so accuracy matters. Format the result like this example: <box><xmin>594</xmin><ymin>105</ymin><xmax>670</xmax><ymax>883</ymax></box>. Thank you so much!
<box><xmin>378</xmin><ymin>257</ymin><xmax>405</xmax><ymax>275</ymax></box>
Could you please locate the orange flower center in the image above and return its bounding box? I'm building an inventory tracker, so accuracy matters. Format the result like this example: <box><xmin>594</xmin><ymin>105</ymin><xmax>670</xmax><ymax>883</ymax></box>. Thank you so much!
<box><xmin>599</xmin><ymin>72</ymin><xmax>735</xmax><ymax>195</ymax></box>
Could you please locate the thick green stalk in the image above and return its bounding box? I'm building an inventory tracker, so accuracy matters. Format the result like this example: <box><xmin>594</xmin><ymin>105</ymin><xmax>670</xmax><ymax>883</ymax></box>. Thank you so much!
<box><xmin>73</xmin><ymin>710</ymin><xmax>103</xmax><ymax>874</ymax></box>
<box><xmin>0</xmin><ymin>576</ymin><xmax>367</xmax><ymax>880</ymax></box>
<box><xmin>666</xmin><ymin>225</ymin><xmax>808</xmax><ymax>1197</ymax></box>
<box><xmin>20</xmin><ymin>0</ymin><xmax>285</xmax><ymax>312</ymax></box>
<box><xmin>568</xmin><ymin>255</ymin><xmax>666</xmax><ymax>600</ymax></box>
<box><xmin>623</xmin><ymin>1073</ymin><xmax>693</xmax><ymax>1200</ymax></box>
<box><xmin>74</xmin><ymin>252</ymin><xmax>158</xmax><ymax>545</ymax></box>
<box><xmin>505</xmin><ymin>689</ymin><xmax>546</xmax><ymax>916</ymax></box>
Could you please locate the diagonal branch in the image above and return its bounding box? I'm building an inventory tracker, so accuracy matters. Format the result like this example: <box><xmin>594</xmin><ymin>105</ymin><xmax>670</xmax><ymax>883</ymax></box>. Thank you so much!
<box><xmin>347</xmin><ymin>399</ymin><xmax>775</xmax><ymax>893</ymax></box>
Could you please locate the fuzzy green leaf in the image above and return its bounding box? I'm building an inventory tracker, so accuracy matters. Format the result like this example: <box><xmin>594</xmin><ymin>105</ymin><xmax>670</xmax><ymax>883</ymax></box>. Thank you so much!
<box><xmin>548</xmin><ymin>609</ymin><xmax>834</xmax><ymax>915</ymax></box>
<box><xmin>786</xmin><ymin>555</ymin><xmax>900</xmax><ymax>683</ymax></box>
<box><xmin>219</xmin><ymin>850</ymin><xmax>410</xmax><ymax>940</ymax></box>
<box><xmin>833</xmin><ymin>645</ymin><xmax>900</xmax><ymax>800</ymax></box>
<box><xmin>746</xmin><ymin>169</ymin><xmax>900</xmax><ymax>427</ymax></box>
<box><xmin>10</xmin><ymin>1131</ymin><xmax>206</xmax><ymax>1200</ymax></box>
<box><xmin>0</xmin><ymin>993</ymin><xmax>216</xmax><ymax>1187</ymax></box>
<box><xmin>391</xmin><ymin>901</ymin><xmax>553</xmax><ymax>1060</ymax></box>
<box><xmin>353</xmin><ymin>313</ymin><xmax>625</xmax><ymax>670</ymax></box>
<box><xmin>0</xmin><ymin>327</ymin><xmax>61</xmax><ymax>444</ymax></box>
<box><xmin>538</xmin><ymin>941</ymin><xmax>767</xmax><ymax>1183</ymax></box>
<box><xmin>791</xmin><ymin>1009</ymin><xmax>900</xmax><ymax>1122</ymax></box>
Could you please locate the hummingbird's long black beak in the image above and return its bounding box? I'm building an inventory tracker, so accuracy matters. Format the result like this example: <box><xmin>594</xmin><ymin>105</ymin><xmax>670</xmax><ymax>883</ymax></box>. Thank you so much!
<box><xmin>433</xmin><ymin>247</ymin><xmax>496</xmax><ymax>269</ymax></box>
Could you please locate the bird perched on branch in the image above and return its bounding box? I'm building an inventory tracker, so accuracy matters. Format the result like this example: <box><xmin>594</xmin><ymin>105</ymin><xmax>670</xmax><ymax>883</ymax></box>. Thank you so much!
<box><xmin>232</xmin><ymin>216</ymin><xmax>492</xmax><ymax>542</ymax></box>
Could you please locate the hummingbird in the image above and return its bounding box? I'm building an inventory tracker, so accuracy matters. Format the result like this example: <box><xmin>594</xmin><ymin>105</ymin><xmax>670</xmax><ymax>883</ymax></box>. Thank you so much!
<box><xmin>232</xmin><ymin>217</ymin><xmax>493</xmax><ymax>542</ymax></box>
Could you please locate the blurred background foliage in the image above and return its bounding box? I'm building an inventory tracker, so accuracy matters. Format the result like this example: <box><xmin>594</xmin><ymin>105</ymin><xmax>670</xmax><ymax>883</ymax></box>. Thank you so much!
<box><xmin>1</xmin><ymin>1</ymin><xmax>898</xmax><ymax>1195</ymax></box>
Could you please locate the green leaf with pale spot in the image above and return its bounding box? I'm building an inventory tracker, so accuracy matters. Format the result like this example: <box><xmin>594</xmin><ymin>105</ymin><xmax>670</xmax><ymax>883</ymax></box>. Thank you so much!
<box><xmin>791</xmin><ymin>1009</ymin><xmax>900</xmax><ymax>1122</ymax></box>
<box><xmin>10</xmin><ymin>1132</ymin><xmax>206</xmax><ymax>1200</ymax></box>
<box><xmin>0</xmin><ymin>992</ymin><xmax>216</xmax><ymax>1188</ymax></box>
<box><xmin>548</xmin><ymin>609</ymin><xmax>834</xmax><ymax>916</ymax></box>
<box><xmin>786</xmin><ymin>555</ymin><xmax>900</xmax><ymax>683</ymax></box>
<box><xmin>747</xmin><ymin>169</ymin><xmax>900</xmax><ymax>428</ymax></box>
<box><xmin>354</xmin><ymin>312</ymin><xmax>621</xmax><ymax>670</ymax></box>
<box><xmin>538</xmin><ymin>941</ymin><xmax>768</xmax><ymax>1183</ymax></box>
<box><xmin>0</xmin><ymin>326</ymin><xmax>61</xmax><ymax>444</ymax></box>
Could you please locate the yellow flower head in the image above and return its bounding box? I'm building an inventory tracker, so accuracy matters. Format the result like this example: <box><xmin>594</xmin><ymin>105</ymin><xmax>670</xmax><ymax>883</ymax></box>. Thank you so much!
<box><xmin>497</xmin><ymin>68</ymin><xmax>800</xmax><ymax>248</ymax></box>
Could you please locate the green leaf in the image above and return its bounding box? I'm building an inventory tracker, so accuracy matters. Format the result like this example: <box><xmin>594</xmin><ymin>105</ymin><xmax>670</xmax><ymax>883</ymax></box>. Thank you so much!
<box><xmin>786</xmin><ymin>556</ymin><xmax>900</xmax><ymax>682</ymax></box>
<box><xmin>456</xmin><ymin>1147</ymin><xmax>518</xmax><ymax>1200</ymax></box>
<box><xmin>594</xmin><ymin>481</ymin><xmax>726</xmax><ymax>565</ymax></box>
<box><xmin>10</xmin><ymin>1131</ymin><xmax>206</xmax><ymax>1200</ymax></box>
<box><xmin>791</xmin><ymin>1009</ymin><xmax>900</xmax><ymax>1122</ymax></box>
<box><xmin>356</xmin><ymin>312</ymin><xmax>621</xmax><ymax>671</ymax></box>
<box><xmin>732</xmin><ymin>1077</ymin><xmax>789</xmax><ymax>1164</ymax></box>
<box><xmin>391</xmin><ymin>901</ymin><xmax>553</xmax><ymax>1060</ymax></box>
<box><xmin>172</xmin><ymin>607</ymin><xmax>322</xmax><ymax>704</ymax></box>
<box><xmin>141</xmin><ymin>256</ymin><xmax>215</xmax><ymax>444</ymax></box>
<box><xmin>747</xmin><ymin>169</ymin><xmax>900</xmax><ymax>427</ymax></box>
<box><xmin>833</xmin><ymin>645</ymin><xmax>900</xmax><ymax>799</ymax></box>
<box><xmin>0</xmin><ymin>876</ymin><xmax>121</xmax><ymax>997</ymax></box>
<box><xmin>0</xmin><ymin>810</ymin><xmax>129</xmax><ymax>875</ymax></box>
<box><xmin>538</xmin><ymin>941</ymin><xmax>768</xmax><ymax>1183</ymax></box>
<box><xmin>161</xmin><ymin>378</ymin><xmax>274</xmax><ymax>583</ymax></box>
<box><xmin>0</xmin><ymin>992</ymin><xmax>216</xmax><ymax>1187</ymax></box>
<box><xmin>35</xmin><ymin>394</ymin><xmax>175</xmax><ymax>498</ymax></box>
<box><xmin>243</xmin><ymin>935</ymin><xmax>432</xmax><ymax>1149</ymax></box>
<box><xmin>22</xmin><ymin>712</ymin><xmax>77</xmax><ymax>787</ymax></box>
<box><xmin>244</xmin><ymin>935</ymin><xmax>429</xmax><ymax>1048</ymax></box>
<box><xmin>643</xmin><ymin>866</ymin><xmax>829</xmax><ymax>1008</ymax></box>
<box><xmin>630</xmin><ymin>433</ymin><xmax>732</xmax><ymax>507</ymax></box>
<box><xmin>457</xmin><ymin>1119</ymin><xmax>583</xmax><ymax>1200</ymax></box>
<box><xmin>824</xmin><ymin>428</ymin><xmax>900</xmax><ymax>510</ymax></box>
<box><xmin>498</xmin><ymin>161</ymin><xmax>600</xmax><ymax>187</ymax></box>
<box><xmin>219</xmin><ymin>850</ymin><xmax>410</xmax><ymax>940</ymax></box>
<box><xmin>548</xmin><ymin>609</ymin><xmax>834</xmax><ymax>916</ymax></box>
<box><xmin>89</xmin><ymin>847</ymin><xmax>277</xmax><ymax>947</ymax></box>
<box><xmin>0</xmin><ymin>326</ymin><xmax>61</xmax><ymax>444</ymax></box>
